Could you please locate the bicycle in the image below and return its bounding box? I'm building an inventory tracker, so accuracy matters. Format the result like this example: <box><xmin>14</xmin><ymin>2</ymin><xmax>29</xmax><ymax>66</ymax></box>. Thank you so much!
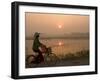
<box><xmin>26</xmin><ymin>47</ymin><xmax>59</xmax><ymax>67</ymax></box>
<box><xmin>43</xmin><ymin>47</ymin><xmax>59</xmax><ymax>65</ymax></box>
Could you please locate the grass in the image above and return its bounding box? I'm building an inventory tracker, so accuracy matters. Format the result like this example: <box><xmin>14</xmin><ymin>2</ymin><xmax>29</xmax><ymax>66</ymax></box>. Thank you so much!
<box><xmin>26</xmin><ymin>50</ymin><xmax>89</xmax><ymax>68</ymax></box>
<box><xmin>58</xmin><ymin>50</ymin><xmax>89</xmax><ymax>61</ymax></box>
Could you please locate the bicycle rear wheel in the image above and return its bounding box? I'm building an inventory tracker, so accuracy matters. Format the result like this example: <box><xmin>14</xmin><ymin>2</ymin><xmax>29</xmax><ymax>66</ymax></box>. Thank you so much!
<box><xmin>26</xmin><ymin>55</ymin><xmax>36</xmax><ymax>65</ymax></box>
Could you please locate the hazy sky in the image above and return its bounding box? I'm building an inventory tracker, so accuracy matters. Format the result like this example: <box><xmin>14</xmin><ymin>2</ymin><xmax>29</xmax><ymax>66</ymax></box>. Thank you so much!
<box><xmin>25</xmin><ymin>12</ymin><xmax>89</xmax><ymax>37</ymax></box>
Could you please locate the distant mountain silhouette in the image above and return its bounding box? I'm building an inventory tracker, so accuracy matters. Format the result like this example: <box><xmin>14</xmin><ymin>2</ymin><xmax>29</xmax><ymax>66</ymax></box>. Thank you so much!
<box><xmin>26</xmin><ymin>32</ymin><xmax>89</xmax><ymax>40</ymax></box>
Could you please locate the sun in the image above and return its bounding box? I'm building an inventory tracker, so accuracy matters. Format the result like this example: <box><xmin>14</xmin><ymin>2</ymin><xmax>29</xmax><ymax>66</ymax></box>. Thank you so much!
<box><xmin>58</xmin><ymin>25</ymin><xmax>62</xmax><ymax>29</ymax></box>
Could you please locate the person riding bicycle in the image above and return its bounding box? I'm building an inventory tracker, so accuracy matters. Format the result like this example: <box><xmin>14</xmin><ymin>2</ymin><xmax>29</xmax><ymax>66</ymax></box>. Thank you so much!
<box><xmin>32</xmin><ymin>32</ymin><xmax>46</xmax><ymax>63</ymax></box>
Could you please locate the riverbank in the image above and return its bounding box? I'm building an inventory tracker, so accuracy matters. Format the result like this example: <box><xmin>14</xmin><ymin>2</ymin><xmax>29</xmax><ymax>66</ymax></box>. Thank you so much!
<box><xmin>26</xmin><ymin>50</ymin><xmax>89</xmax><ymax>68</ymax></box>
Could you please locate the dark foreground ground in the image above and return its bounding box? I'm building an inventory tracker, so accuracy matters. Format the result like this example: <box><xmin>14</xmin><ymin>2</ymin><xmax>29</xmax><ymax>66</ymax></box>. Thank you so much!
<box><xmin>26</xmin><ymin>57</ymin><xmax>89</xmax><ymax>68</ymax></box>
<box><xmin>26</xmin><ymin>50</ymin><xmax>89</xmax><ymax>68</ymax></box>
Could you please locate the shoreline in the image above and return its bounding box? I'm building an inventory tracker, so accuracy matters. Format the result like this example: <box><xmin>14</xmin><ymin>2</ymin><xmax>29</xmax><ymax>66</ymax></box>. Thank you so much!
<box><xmin>26</xmin><ymin>50</ymin><xmax>89</xmax><ymax>68</ymax></box>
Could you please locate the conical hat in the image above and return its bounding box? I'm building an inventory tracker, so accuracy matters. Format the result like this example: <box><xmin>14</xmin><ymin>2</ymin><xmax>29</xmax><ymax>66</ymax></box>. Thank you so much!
<box><xmin>33</xmin><ymin>32</ymin><xmax>40</xmax><ymax>38</ymax></box>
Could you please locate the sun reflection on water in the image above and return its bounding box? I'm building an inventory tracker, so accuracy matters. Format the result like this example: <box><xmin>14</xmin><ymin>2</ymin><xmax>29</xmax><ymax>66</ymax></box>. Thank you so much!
<box><xmin>58</xmin><ymin>41</ymin><xmax>63</xmax><ymax>46</ymax></box>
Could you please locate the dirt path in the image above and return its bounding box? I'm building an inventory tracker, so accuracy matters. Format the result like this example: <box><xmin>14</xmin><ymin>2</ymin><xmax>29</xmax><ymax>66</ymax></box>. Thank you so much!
<box><xmin>26</xmin><ymin>57</ymin><xmax>89</xmax><ymax>68</ymax></box>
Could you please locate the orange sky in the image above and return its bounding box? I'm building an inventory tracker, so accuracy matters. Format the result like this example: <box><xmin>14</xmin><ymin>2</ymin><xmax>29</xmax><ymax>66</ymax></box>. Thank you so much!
<box><xmin>25</xmin><ymin>12</ymin><xmax>89</xmax><ymax>37</ymax></box>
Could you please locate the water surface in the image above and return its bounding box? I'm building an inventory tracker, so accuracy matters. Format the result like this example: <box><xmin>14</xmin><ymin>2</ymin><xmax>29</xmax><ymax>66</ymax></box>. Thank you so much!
<box><xmin>25</xmin><ymin>38</ymin><xmax>89</xmax><ymax>56</ymax></box>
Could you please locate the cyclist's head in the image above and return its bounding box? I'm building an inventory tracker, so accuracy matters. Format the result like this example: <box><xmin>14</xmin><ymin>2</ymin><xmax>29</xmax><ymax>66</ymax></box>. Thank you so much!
<box><xmin>34</xmin><ymin>32</ymin><xmax>40</xmax><ymax>38</ymax></box>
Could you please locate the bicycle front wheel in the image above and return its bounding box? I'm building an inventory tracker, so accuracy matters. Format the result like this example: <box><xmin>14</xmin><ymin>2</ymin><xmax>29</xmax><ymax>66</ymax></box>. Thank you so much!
<box><xmin>45</xmin><ymin>53</ymin><xmax>59</xmax><ymax>66</ymax></box>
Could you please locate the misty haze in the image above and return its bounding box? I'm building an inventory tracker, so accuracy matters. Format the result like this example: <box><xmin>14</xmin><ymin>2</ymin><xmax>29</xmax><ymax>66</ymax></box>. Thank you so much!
<box><xmin>25</xmin><ymin>12</ymin><xmax>89</xmax><ymax>68</ymax></box>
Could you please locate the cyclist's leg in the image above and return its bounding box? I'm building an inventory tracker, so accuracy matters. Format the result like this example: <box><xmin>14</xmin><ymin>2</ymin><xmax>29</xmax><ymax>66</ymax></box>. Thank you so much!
<box><xmin>37</xmin><ymin>50</ymin><xmax>44</xmax><ymax>63</ymax></box>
